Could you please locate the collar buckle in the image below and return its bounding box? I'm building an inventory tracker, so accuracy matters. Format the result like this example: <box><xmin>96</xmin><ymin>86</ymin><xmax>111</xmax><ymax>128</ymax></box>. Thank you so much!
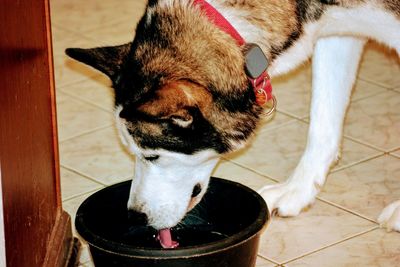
<box><xmin>245</xmin><ymin>44</ymin><xmax>276</xmax><ymax>114</ymax></box>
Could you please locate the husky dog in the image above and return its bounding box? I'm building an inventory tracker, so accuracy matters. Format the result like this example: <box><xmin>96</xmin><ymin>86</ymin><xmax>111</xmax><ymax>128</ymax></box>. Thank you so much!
<box><xmin>66</xmin><ymin>0</ymin><xmax>400</xmax><ymax>232</ymax></box>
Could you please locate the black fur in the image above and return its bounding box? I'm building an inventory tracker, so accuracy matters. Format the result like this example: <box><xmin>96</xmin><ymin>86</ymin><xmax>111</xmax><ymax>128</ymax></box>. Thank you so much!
<box><xmin>270</xmin><ymin>0</ymin><xmax>325</xmax><ymax>59</ymax></box>
<box><xmin>123</xmin><ymin>106</ymin><xmax>230</xmax><ymax>154</ymax></box>
<box><xmin>65</xmin><ymin>44</ymin><xmax>131</xmax><ymax>80</ymax></box>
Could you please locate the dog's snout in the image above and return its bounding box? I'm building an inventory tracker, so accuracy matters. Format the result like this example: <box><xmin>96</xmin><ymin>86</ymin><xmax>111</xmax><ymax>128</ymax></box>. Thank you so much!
<box><xmin>127</xmin><ymin>210</ymin><xmax>148</xmax><ymax>225</ymax></box>
<box><xmin>191</xmin><ymin>183</ymin><xmax>202</xmax><ymax>198</ymax></box>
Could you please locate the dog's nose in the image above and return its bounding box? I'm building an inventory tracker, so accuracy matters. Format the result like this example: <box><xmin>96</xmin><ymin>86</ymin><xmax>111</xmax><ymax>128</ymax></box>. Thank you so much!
<box><xmin>127</xmin><ymin>210</ymin><xmax>148</xmax><ymax>225</ymax></box>
<box><xmin>191</xmin><ymin>183</ymin><xmax>202</xmax><ymax>198</ymax></box>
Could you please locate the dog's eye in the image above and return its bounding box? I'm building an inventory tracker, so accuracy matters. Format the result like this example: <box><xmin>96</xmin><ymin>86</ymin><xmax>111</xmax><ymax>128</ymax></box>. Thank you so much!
<box><xmin>144</xmin><ymin>155</ymin><xmax>160</xmax><ymax>162</ymax></box>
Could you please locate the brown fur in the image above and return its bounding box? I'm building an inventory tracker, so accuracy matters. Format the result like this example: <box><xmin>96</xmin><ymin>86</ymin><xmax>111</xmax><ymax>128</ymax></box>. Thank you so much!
<box><xmin>133</xmin><ymin>2</ymin><xmax>248</xmax><ymax>100</ymax></box>
<box><xmin>220</xmin><ymin>0</ymin><xmax>300</xmax><ymax>59</ymax></box>
<box><xmin>137</xmin><ymin>81</ymin><xmax>213</xmax><ymax>119</ymax></box>
<box><xmin>66</xmin><ymin>0</ymin><xmax>399</xmax><ymax>154</ymax></box>
<box><xmin>383</xmin><ymin>0</ymin><xmax>400</xmax><ymax>17</ymax></box>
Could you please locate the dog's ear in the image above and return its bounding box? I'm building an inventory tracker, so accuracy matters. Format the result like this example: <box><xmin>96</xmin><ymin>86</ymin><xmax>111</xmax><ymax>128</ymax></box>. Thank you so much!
<box><xmin>65</xmin><ymin>43</ymin><xmax>131</xmax><ymax>80</ymax></box>
<box><xmin>136</xmin><ymin>80</ymin><xmax>212</xmax><ymax>128</ymax></box>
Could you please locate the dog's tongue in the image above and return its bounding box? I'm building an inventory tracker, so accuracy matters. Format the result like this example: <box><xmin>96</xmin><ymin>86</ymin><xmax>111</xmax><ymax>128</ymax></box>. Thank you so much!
<box><xmin>157</xmin><ymin>228</ymin><xmax>179</xmax><ymax>249</ymax></box>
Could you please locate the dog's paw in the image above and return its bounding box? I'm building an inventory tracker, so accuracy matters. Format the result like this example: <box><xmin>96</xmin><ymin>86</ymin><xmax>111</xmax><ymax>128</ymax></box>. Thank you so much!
<box><xmin>378</xmin><ymin>200</ymin><xmax>400</xmax><ymax>232</ymax></box>
<box><xmin>258</xmin><ymin>182</ymin><xmax>318</xmax><ymax>217</ymax></box>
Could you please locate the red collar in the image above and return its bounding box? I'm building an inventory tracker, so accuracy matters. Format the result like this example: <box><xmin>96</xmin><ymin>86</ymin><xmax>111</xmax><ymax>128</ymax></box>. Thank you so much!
<box><xmin>193</xmin><ymin>0</ymin><xmax>274</xmax><ymax>108</ymax></box>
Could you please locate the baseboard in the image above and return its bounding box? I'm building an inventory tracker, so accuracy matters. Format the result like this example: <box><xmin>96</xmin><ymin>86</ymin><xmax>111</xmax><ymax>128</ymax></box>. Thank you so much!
<box><xmin>43</xmin><ymin>210</ymin><xmax>79</xmax><ymax>267</ymax></box>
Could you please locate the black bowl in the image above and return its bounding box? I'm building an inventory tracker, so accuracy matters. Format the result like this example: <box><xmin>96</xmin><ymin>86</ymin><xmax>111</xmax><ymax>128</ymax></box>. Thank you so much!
<box><xmin>75</xmin><ymin>177</ymin><xmax>269</xmax><ymax>267</ymax></box>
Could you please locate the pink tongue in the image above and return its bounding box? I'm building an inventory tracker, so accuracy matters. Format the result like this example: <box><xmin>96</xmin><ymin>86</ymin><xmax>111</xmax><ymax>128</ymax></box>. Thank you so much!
<box><xmin>157</xmin><ymin>228</ymin><xmax>179</xmax><ymax>249</ymax></box>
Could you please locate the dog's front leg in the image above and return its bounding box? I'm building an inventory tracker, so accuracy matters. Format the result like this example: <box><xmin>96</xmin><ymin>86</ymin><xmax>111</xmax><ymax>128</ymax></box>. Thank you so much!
<box><xmin>259</xmin><ymin>36</ymin><xmax>366</xmax><ymax>216</ymax></box>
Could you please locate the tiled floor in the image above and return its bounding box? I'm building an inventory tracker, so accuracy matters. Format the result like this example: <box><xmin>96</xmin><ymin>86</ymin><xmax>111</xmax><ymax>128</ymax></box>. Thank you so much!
<box><xmin>50</xmin><ymin>1</ymin><xmax>400</xmax><ymax>266</ymax></box>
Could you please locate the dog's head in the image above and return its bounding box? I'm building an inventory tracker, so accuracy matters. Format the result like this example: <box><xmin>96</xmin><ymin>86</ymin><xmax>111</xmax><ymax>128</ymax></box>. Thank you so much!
<box><xmin>66</xmin><ymin>1</ymin><xmax>262</xmax><ymax>229</ymax></box>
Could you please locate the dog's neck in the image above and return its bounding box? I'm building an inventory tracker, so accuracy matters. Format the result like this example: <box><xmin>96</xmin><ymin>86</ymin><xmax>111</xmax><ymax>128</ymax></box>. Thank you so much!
<box><xmin>201</xmin><ymin>0</ymin><xmax>302</xmax><ymax>62</ymax></box>
<box><xmin>193</xmin><ymin>0</ymin><xmax>246</xmax><ymax>46</ymax></box>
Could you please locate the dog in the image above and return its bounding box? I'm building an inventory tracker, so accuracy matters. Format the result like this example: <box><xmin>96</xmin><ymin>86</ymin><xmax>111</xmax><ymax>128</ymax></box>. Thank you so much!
<box><xmin>66</xmin><ymin>0</ymin><xmax>400</xmax><ymax>232</ymax></box>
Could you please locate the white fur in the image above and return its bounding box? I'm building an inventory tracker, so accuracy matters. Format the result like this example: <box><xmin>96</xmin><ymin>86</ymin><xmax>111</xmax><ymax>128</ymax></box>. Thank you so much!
<box><xmin>271</xmin><ymin>4</ymin><xmax>400</xmax><ymax>75</ymax></box>
<box><xmin>115</xmin><ymin>106</ymin><xmax>220</xmax><ymax>229</ymax></box>
<box><xmin>118</xmin><ymin>2</ymin><xmax>400</xmax><ymax>230</ymax></box>
<box><xmin>253</xmin><ymin>4</ymin><xmax>400</xmax><ymax>232</ymax></box>
<box><xmin>208</xmin><ymin>0</ymin><xmax>265</xmax><ymax>44</ymax></box>
<box><xmin>260</xmin><ymin>36</ymin><xmax>367</xmax><ymax>216</ymax></box>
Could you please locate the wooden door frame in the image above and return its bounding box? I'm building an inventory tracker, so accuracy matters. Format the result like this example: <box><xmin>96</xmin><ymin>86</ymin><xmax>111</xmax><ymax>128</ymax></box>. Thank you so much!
<box><xmin>0</xmin><ymin>169</ymin><xmax>5</xmax><ymax>267</ymax></box>
<box><xmin>0</xmin><ymin>0</ymin><xmax>76</xmax><ymax>266</ymax></box>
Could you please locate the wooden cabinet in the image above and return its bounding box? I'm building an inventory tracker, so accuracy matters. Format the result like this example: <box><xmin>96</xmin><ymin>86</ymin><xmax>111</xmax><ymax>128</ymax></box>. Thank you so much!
<box><xmin>0</xmin><ymin>0</ymin><xmax>75</xmax><ymax>266</ymax></box>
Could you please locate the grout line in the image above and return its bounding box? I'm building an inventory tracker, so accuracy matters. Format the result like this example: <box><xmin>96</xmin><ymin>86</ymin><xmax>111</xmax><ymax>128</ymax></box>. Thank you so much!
<box><xmin>56</xmin><ymin>73</ymin><xmax>108</xmax><ymax>89</ymax></box>
<box><xmin>61</xmin><ymin>164</ymin><xmax>134</xmax><ymax>187</ymax></box>
<box><xmin>329</xmin><ymin>151</ymin><xmax>384</xmax><ymax>173</ymax></box>
<box><xmin>342</xmin><ymin>134</ymin><xmax>387</xmax><ymax>152</ymax></box>
<box><xmin>60</xmin><ymin>164</ymin><xmax>109</xmax><ymax>186</ymax></box>
<box><xmin>257</xmin><ymin>254</ymin><xmax>280</xmax><ymax>265</ymax></box>
<box><xmin>221</xmin><ymin>157</ymin><xmax>281</xmax><ymax>184</ymax></box>
<box><xmin>350</xmin><ymin>88</ymin><xmax>391</xmax><ymax>103</ymax></box>
<box><xmin>275</xmin><ymin>109</ymin><xmax>308</xmax><ymax>121</ymax></box>
<box><xmin>389</xmin><ymin>150</ymin><xmax>400</xmax><ymax>159</ymax></box>
<box><xmin>51</xmin><ymin>29</ymin><xmax>96</xmax><ymax>53</ymax></box>
<box><xmin>62</xmin><ymin>187</ymin><xmax>105</xmax><ymax>203</ymax></box>
<box><xmin>59</xmin><ymin>124</ymin><xmax>113</xmax><ymax>143</ymax></box>
<box><xmin>260</xmin><ymin>118</ymin><xmax>308</xmax><ymax>135</ymax></box>
<box><xmin>51</xmin><ymin>23</ymin><xmax>96</xmax><ymax>40</ymax></box>
<box><xmin>52</xmin><ymin>16</ymin><xmax>132</xmax><ymax>40</ymax></box>
<box><xmin>273</xmin><ymin>110</ymin><xmax>300</xmax><ymax>121</ymax></box>
<box><xmin>316</xmin><ymin>196</ymin><xmax>378</xmax><ymax>224</ymax></box>
<box><xmin>58</xmin><ymin>86</ymin><xmax>114</xmax><ymax>113</ymax></box>
<box><xmin>259</xmin><ymin>116</ymin><xmax>301</xmax><ymax>134</ymax></box>
<box><xmin>56</xmin><ymin>74</ymin><xmax>99</xmax><ymax>90</ymax></box>
<box><xmin>282</xmin><ymin>226</ymin><xmax>379</xmax><ymax>265</ymax></box>
<box><xmin>357</xmin><ymin>76</ymin><xmax>398</xmax><ymax>90</ymax></box>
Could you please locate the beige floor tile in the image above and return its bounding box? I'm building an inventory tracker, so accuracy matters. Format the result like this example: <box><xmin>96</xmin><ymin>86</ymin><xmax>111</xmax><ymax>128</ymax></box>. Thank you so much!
<box><xmin>274</xmin><ymin>71</ymin><xmax>390</xmax><ymax>122</ymax></box>
<box><xmin>52</xmin><ymin>2</ymin><xmax>398</xmax><ymax>266</ymax></box>
<box><xmin>320</xmin><ymin>155</ymin><xmax>400</xmax><ymax>222</ymax></box>
<box><xmin>271</xmin><ymin>46</ymin><xmax>393</xmax><ymax>120</ymax></box>
<box><xmin>226</xmin><ymin>121</ymin><xmax>381</xmax><ymax>182</ymax></box>
<box><xmin>272</xmin><ymin>64</ymin><xmax>312</xmax><ymax>119</ymax></box>
<box><xmin>258</xmin><ymin>111</ymin><xmax>297</xmax><ymax>133</ymax></box>
<box><xmin>52</xmin><ymin>28</ymin><xmax>101</xmax><ymax>87</ymax></box>
<box><xmin>51</xmin><ymin>25</ymin><xmax>76</xmax><ymax>42</ymax></box>
<box><xmin>60</xmin><ymin>127</ymin><xmax>135</xmax><ymax>185</ymax></box>
<box><xmin>50</xmin><ymin>0</ymin><xmax>144</xmax><ymax>33</ymax></box>
<box><xmin>56</xmin><ymin>93</ymin><xmax>113</xmax><ymax>141</ymax></box>
<box><xmin>344</xmin><ymin>91</ymin><xmax>400</xmax><ymax>151</ymax></box>
<box><xmin>286</xmin><ymin>229</ymin><xmax>400</xmax><ymax>267</ymax></box>
<box><xmin>213</xmin><ymin>160</ymin><xmax>274</xmax><ymax>191</ymax></box>
<box><xmin>358</xmin><ymin>42</ymin><xmax>400</xmax><ymax>89</ymax></box>
<box><xmin>256</xmin><ymin>256</ymin><xmax>277</xmax><ymax>267</ymax></box>
<box><xmin>82</xmin><ymin>19</ymin><xmax>138</xmax><ymax>46</ymax></box>
<box><xmin>226</xmin><ymin>121</ymin><xmax>308</xmax><ymax>181</ymax></box>
<box><xmin>60</xmin><ymin>167</ymin><xmax>103</xmax><ymax>201</ymax></box>
<box><xmin>351</xmin><ymin>79</ymin><xmax>390</xmax><ymax>102</ymax></box>
<box><xmin>258</xmin><ymin>200</ymin><xmax>376</xmax><ymax>264</ymax></box>
<box><xmin>59</xmin><ymin>74</ymin><xmax>115</xmax><ymax>112</ymax></box>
